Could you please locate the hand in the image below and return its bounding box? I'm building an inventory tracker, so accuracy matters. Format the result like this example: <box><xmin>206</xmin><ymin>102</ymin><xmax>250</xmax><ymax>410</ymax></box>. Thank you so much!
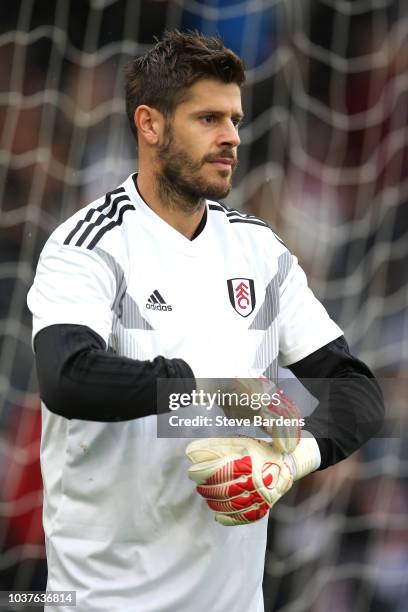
<box><xmin>186</xmin><ymin>437</ymin><xmax>293</xmax><ymax>526</ymax></box>
<box><xmin>202</xmin><ymin>373</ymin><xmax>302</xmax><ymax>453</ymax></box>
<box><xmin>232</xmin><ymin>376</ymin><xmax>301</xmax><ymax>453</ymax></box>
<box><xmin>186</xmin><ymin>436</ymin><xmax>320</xmax><ymax>526</ymax></box>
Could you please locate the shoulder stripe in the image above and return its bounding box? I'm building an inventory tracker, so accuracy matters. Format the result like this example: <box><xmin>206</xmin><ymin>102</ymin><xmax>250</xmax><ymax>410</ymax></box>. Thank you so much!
<box><xmin>209</xmin><ymin>202</ymin><xmax>269</xmax><ymax>228</ymax></box>
<box><xmin>229</xmin><ymin>218</ymin><xmax>269</xmax><ymax>228</ymax></box>
<box><xmin>226</xmin><ymin>211</ymin><xmax>259</xmax><ymax>219</ymax></box>
<box><xmin>87</xmin><ymin>203</ymin><xmax>135</xmax><ymax>249</ymax></box>
<box><xmin>63</xmin><ymin>187</ymin><xmax>126</xmax><ymax>246</ymax></box>
<box><xmin>217</xmin><ymin>201</ymin><xmax>264</xmax><ymax>221</ymax></box>
<box><xmin>76</xmin><ymin>195</ymin><xmax>131</xmax><ymax>247</ymax></box>
<box><xmin>273</xmin><ymin>232</ymin><xmax>286</xmax><ymax>247</ymax></box>
<box><xmin>210</xmin><ymin>202</ymin><xmax>287</xmax><ymax>245</ymax></box>
<box><xmin>209</xmin><ymin>204</ymin><xmax>224</xmax><ymax>212</ymax></box>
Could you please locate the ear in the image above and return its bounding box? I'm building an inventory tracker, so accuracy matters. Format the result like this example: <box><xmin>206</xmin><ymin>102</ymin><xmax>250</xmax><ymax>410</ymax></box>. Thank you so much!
<box><xmin>134</xmin><ymin>105</ymin><xmax>164</xmax><ymax>145</ymax></box>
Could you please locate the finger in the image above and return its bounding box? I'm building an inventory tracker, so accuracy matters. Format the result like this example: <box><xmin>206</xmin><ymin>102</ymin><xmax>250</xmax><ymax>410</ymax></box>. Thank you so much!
<box><xmin>206</xmin><ymin>490</ymin><xmax>265</xmax><ymax>512</ymax></box>
<box><xmin>214</xmin><ymin>503</ymin><xmax>270</xmax><ymax>526</ymax></box>
<box><xmin>185</xmin><ymin>443</ymin><xmax>224</xmax><ymax>465</ymax></box>
<box><xmin>196</xmin><ymin>472</ymin><xmax>256</xmax><ymax>500</ymax></box>
<box><xmin>272</xmin><ymin>436</ymin><xmax>299</xmax><ymax>454</ymax></box>
<box><xmin>268</xmin><ymin>390</ymin><xmax>301</xmax><ymax>453</ymax></box>
<box><xmin>185</xmin><ymin>438</ymin><xmax>249</xmax><ymax>463</ymax></box>
<box><xmin>187</xmin><ymin>456</ymin><xmax>235</xmax><ymax>486</ymax></box>
<box><xmin>189</xmin><ymin>454</ymin><xmax>252</xmax><ymax>489</ymax></box>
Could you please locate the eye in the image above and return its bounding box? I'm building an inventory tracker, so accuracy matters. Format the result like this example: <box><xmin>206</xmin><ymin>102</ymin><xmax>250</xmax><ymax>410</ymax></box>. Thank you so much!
<box><xmin>200</xmin><ymin>115</ymin><xmax>217</xmax><ymax>124</ymax></box>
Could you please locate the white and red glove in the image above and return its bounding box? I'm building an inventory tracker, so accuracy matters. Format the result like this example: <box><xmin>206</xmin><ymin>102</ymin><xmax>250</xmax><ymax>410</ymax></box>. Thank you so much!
<box><xmin>186</xmin><ymin>435</ymin><xmax>320</xmax><ymax>526</ymax></box>
<box><xmin>231</xmin><ymin>375</ymin><xmax>302</xmax><ymax>453</ymax></box>
<box><xmin>206</xmin><ymin>373</ymin><xmax>302</xmax><ymax>453</ymax></box>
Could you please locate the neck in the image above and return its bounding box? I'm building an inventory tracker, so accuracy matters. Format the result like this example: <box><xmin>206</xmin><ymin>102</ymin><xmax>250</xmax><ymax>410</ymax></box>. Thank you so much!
<box><xmin>135</xmin><ymin>172</ymin><xmax>205</xmax><ymax>240</ymax></box>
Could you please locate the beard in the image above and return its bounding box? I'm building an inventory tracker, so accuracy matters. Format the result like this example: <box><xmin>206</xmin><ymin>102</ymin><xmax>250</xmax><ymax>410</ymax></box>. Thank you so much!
<box><xmin>156</xmin><ymin>124</ymin><xmax>236</xmax><ymax>212</ymax></box>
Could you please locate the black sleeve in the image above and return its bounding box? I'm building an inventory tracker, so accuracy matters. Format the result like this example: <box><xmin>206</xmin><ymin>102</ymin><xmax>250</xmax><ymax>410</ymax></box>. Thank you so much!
<box><xmin>288</xmin><ymin>336</ymin><xmax>385</xmax><ymax>470</ymax></box>
<box><xmin>34</xmin><ymin>324</ymin><xmax>195</xmax><ymax>422</ymax></box>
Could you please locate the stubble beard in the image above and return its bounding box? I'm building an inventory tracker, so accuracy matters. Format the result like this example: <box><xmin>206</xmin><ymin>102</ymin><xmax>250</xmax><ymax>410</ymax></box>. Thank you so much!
<box><xmin>156</xmin><ymin>125</ymin><xmax>236</xmax><ymax>213</ymax></box>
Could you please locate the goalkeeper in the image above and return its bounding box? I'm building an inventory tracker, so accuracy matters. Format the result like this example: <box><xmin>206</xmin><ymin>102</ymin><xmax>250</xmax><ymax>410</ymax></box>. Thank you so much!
<box><xmin>27</xmin><ymin>30</ymin><xmax>384</xmax><ymax>612</ymax></box>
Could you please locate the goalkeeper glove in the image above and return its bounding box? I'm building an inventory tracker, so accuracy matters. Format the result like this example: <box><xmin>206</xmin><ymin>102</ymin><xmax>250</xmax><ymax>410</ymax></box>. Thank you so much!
<box><xmin>186</xmin><ymin>435</ymin><xmax>320</xmax><ymax>526</ymax></box>
<box><xmin>230</xmin><ymin>374</ymin><xmax>301</xmax><ymax>453</ymax></box>
<box><xmin>201</xmin><ymin>372</ymin><xmax>302</xmax><ymax>453</ymax></box>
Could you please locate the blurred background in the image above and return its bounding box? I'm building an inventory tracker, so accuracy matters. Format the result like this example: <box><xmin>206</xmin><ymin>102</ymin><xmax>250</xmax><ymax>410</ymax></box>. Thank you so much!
<box><xmin>0</xmin><ymin>1</ymin><xmax>407</xmax><ymax>610</ymax></box>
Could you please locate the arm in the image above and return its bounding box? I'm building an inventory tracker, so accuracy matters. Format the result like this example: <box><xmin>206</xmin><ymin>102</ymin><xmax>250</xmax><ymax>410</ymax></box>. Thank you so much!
<box><xmin>288</xmin><ymin>335</ymin><xmax>385</xmax><ymax>469</ymax></box>
<box><xmin>186</xmin><ymin>253</ymin><xmax>384</xmax><ymax>526</ymax></box>
<box><xmin>28</xmin><ymin>241</ymin><xmax>195</xmax><ymax>421</ymax></box>
<box><xmin>185</xmin><ymin>338</ymin><xmax>385</xmax><ymax>526</ymax></box>
<box><xmin>34</xmin><ymin>323</ymin><xmax>195</xmax><ymax>421</ymax></box>
<box><xmin>278</xmin><ymin>255</ymin><xmax>384</xmax><ymax>465</ymax></box>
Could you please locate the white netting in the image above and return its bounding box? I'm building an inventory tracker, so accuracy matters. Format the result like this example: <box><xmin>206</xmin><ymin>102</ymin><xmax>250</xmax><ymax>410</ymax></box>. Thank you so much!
<box><xmin>0</xmin><ymin>1</ymin><xmax>407</xmax><ymax>609</ymax></box>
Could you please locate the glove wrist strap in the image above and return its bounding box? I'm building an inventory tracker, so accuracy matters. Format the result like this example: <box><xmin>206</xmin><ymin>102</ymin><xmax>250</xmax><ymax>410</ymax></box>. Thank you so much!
<box><xmin>287</xmin><ymin>434</ymin><xmax>321</xmax><ymax>481</ymax></box>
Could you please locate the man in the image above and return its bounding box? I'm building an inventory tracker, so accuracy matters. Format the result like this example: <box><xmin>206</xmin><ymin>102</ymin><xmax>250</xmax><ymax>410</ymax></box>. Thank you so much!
<box><xmin>27</xmin><ymin>31</ymin><xmax>383</xmax><ymax>612</ymax></box>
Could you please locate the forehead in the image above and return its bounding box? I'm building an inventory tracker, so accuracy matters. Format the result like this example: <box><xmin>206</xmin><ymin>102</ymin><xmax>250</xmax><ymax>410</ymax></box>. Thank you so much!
<box><xmin>177</xmin><ymin>79</ymin><xmax>243</xmax><ymax>114</ymax></box>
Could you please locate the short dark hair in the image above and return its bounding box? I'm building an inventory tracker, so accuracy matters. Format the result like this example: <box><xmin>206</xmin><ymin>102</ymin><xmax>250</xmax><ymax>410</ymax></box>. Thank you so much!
<box><xmin>124</xmin><ymin>30</ymin><xmax>246</xmax><ymax>140</ymax></box>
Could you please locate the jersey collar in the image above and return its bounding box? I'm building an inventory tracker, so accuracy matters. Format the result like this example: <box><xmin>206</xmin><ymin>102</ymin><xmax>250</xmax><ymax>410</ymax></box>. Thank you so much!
<box><xmin>125</xmin><ymin>173</ymin><xmax>211</xmax><ymax>257</ymax></box>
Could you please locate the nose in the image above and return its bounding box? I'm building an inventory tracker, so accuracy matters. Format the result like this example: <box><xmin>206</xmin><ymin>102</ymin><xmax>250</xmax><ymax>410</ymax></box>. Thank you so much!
<box><xmin>219</xmin><ymin>119</ymin><xmax>241</xmax><ymax>148</ymax></box>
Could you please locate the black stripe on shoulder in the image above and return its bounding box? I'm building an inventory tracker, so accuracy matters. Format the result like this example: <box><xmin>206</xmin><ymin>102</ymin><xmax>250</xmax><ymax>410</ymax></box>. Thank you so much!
<box><xmin>63</xmin><ymin>187</ymin><xmax>126</xmax><ymax>246</ymax></box>
<box><xmin>75</xmin><ymin>195</ymin><xmax>131</xmax><ymax>247</ymax></box>
<box><xmin>273</xmin><ymin>231</ymin><xmax>287</xmax><ymax>247</ymax></box>
<box><xmin>210</xmin><ymin>201</ymin><xmax>287</xmax><ymax>245</ymax></box>
<box><xmin>87</xmin><ymin>203</ymin><xmax>135</xmax><ymax>250</ymax></box>
<box><xmin>209</xmin><ymin>204</ymin><xmax>224</xmax><ymax>212</ymax></box>
<box><xmin>209</xmin><ymin>202</ymin><xmax>269</xmax><ymax>228</ymax></box>
<box><xmin>229</xmin><ymin>218</ymin><xmax>269</xmax><ymax>228</ymax></box>
<box><xmin>218</xmin><ymin>202</ymin><xmax>263</xmax><ymax>220</ymax></box>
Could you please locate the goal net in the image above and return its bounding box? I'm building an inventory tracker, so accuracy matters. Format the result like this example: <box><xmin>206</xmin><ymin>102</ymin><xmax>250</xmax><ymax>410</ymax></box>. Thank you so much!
<box><xmin>0</xmin><ymin>1</ymin><xmax>407</xmax><ymax>610</ymax></box>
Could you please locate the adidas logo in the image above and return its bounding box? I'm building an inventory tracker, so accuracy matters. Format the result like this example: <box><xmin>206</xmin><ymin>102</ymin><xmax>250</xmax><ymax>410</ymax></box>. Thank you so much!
<box><xmin>146</xmin><ymin>290</ymin><xmax>173</xmax><ymax>311</ymax></box>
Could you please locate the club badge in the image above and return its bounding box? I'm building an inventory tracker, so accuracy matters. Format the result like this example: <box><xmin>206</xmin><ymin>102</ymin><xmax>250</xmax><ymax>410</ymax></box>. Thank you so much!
<box><xmin>227</xmin><ymin>278</ymin><xmax>256</xmax><ymax>317</ymax></box>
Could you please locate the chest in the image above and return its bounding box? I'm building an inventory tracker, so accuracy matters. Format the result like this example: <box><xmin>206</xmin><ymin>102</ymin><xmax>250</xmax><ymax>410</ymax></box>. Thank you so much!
<box><xmin>113</xmin><ymin>229</ymin><xmax>280</xmax><ymax>376</ymax></box>
<box><xmin>125</xmin><ymin>238</ymin><xmax>276</xmax><ymax>331</ymax></box>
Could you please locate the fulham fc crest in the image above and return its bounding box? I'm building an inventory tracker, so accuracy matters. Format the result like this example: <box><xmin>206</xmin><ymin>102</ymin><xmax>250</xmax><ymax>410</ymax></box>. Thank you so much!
<box><xmin>227</xmin><ymin>278</ymin><xmax>256</xmax><ymax>317</ymax></box>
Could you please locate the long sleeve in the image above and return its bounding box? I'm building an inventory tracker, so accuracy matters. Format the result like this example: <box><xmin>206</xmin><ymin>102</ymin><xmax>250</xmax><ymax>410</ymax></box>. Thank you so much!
<box><xmin>34</xmin><ymin>324</ymin><xmax>195</xmax><ymax>421</ymax></box>
<box><xmin>288</xmin><ymin>336</ymin><xmax>385</xmax><ymax>469</ymax></box>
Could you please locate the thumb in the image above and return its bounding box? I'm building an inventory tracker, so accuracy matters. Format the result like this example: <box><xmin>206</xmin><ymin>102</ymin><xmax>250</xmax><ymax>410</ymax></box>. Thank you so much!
<box><xmin>186</xmin><ymin>439</ymin><xmax>223</xmax><ymax>464</ymax></box>
<box><xmin>187</xmin><ymin>455</ymin><xmax>236</xmax><ymax>485</ymax></box>
<box><xmin>186</xmin><ymin>437</ymin><xmax>246</xmax><ymax>463</ymax></box>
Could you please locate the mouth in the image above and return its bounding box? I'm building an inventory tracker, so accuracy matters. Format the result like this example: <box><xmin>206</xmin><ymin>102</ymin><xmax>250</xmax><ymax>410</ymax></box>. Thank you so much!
<box><xmin>207</xmin><ymin>158</ymin><xmax>235</xmax><ymax>171</ymax></box>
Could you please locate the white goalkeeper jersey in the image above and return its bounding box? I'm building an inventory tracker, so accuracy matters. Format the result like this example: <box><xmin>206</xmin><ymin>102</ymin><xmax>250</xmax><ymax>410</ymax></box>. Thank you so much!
<box><xmin>27</xmin><ymin>173</ymin><xmax>342</xmax><ymax>612</ymax></box>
